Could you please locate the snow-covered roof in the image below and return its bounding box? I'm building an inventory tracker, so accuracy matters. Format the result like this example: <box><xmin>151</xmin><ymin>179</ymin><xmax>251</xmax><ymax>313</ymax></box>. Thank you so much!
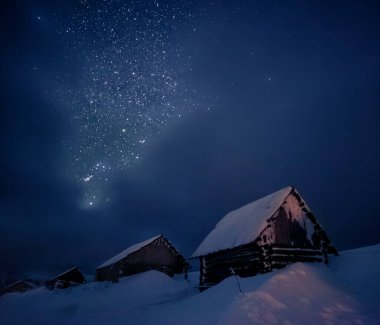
<box><xmin>6</xmin><ymin>280</ymin><xmax>35</xmax><ymax>289</ymax></box>
<box><xmin>192</xmin><ymin>186</ymin><xmax>293</xmax><ymax>257</ymax></box>
<box><xmin>51</xmin><ymin>267</ymin><xmax>79</xmax><ymax>280</ymax></box>
<box><xmin>7</xmin><ymin>281</ymin><xmax>23</xmax><ymax>287</ymax></box>
<box><xmin>97</xmin><ymin>235</ymin><xmax>162</xmax><ymax>269</ymax></box>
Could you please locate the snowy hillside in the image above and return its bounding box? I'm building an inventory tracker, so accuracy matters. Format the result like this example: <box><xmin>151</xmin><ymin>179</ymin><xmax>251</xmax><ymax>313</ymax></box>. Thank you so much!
<box><xmin>1</xmin><ymin>244</ymin><xmax>379</xmax><ymax>324</ymax></box>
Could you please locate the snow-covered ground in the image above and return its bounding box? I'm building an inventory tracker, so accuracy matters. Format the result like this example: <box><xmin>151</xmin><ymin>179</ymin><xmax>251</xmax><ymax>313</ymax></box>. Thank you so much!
<box><xmin>1</xmin><ymin>244</ymin><xmax>379</xmax><ymax>324</ymax></box>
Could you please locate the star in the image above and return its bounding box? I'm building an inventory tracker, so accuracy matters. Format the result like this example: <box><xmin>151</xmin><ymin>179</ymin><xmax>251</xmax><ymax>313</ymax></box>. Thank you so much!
<box><xmin>83</xmin><ymin>175</ymin><xmax>93</xmax><ymax>182</ymax></box>
<box><xmin>42</xmin><ymin>0</ymin><xmax>206</xmax><ymax>207</ymax></box>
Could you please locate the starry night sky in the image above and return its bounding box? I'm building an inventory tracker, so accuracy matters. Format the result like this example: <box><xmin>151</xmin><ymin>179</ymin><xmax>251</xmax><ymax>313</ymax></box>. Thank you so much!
<box><xmin>1</xmin><ymin>0</ymin><xmax>380</xmax><ymax>280</ymax></box>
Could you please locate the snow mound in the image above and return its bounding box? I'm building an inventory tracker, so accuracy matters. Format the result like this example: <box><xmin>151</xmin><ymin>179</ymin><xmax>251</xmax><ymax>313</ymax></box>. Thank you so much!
<box><xmin>221</xmin><ymin>263</ymin><xmax>366</xmax><ymax>324</ymax></box>
<box><xmin>1</xmin><ymin>244</ymin><xmax>379</xmax><ymax>324</ymax></box>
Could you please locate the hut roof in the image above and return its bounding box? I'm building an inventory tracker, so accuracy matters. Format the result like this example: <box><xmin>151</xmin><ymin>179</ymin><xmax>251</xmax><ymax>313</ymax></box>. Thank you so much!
<box><xmin>97</xmin><ymin>235</ymin><xmax>162</xmax><ymax>269</ymax></box>
<box><xmin>6</xmin><ymin>280</ymin><xmax>34</xmax><ymax>289</ymax></box>
<box><xmin>50</xmin><ymin>267</ymin><xmax>80</xmax><ymax>281</ymax></box>
<box><xmin>192</xmin><ymin>186</ymin><xmax>294</xmax><ymax>257</ymax></box>
<box><xmin>6</xmin><ymin>281</ymin><xmax>23</xmax><ymax>288</ymax></box>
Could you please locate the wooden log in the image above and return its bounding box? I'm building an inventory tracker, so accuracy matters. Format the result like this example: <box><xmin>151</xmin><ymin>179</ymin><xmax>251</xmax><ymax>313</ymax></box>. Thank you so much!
<box><xmin>207</xmin><ymin>248</ymin><xmax>261</xmax><ymax>260</ymax></box>
<box><xmin>271</xmin><ymin>255</ymin><xmax>323</xmax><ymax>263</ymax></box>
<box><xmin>206</xmin><ymin>244</ymin><xmax>261</xmax><ymax>257</ymax></box>
<box><xmin>207</xmin><ymin>250</ymin><xmax>261</xmax><ymax>262</ymax></box>
<box><xmin>271</xmin><ymin>249</ymin><xmax>322</xmax><ymax>256</ymax></box>
<box><xmin>205</xmin><ymin>255</ymin><xmax>261</xmax><ymax>267</ymax></box>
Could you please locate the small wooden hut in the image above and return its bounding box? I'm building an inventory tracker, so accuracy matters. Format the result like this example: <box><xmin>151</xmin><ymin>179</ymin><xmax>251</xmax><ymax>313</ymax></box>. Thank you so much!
<box><xmin>4</xmin><ymin>280</ymin><xmax>35</xmax><ymax>294</ymax></box>
<box><xmin>192</xmin><ymin>186</ymin><xmax>338</xmax><ymax>289</ymax></box>
<box><xmin>47</xmin><ymin>267</ymin><xmax>86</xmax><ymax>290</ymax></box>
<box><xmin>95</xmin><ymin>234</ymin><xmax>189</xmax><ymax>282</ymax></box>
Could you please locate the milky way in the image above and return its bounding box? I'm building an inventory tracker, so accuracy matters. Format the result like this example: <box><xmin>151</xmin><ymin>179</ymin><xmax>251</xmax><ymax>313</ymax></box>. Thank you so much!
<box><xmin>44</xmin><ymin>0</ymin><xmax>203</xmax><ymax>208</ymax></box>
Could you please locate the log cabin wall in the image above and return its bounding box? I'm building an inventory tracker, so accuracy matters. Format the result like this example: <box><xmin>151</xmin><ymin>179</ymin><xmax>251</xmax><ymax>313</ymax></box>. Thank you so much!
<box><xmin>200</xmin><ymin>244</ymin><xmax>262</xmax><ymax>287</ymax></box>
<box><xmin>96</xmin><ymin>237</ymin><xmax>188</xmax><ymax>281</ymax></box>
<box><xmin>95</xmin><ymin>267</ymin><xmax>109</xmax><ymax>282</ymax></box>
<box><xmin>6</xmin><ymin>282</ymin><xmax>33</xmax><ymax>294</ymax></box>
<box><xmin>199</xmin><ymin>192</ymin><xmax>337</xmax><ymax>288</ymax></box>
<box><xmin>57</xmin><ymin>268</ymin><xmax>85</xmax><ymax>284</ymax></box>
<box><xmin>120</xmin><ymin>237</ymin><xmax>186</xmax><ymax>276</ymax></box>
<box><xmin>197</xmin><ymin>189</ymin><xmax>338</xmax><ymax>289</ymax></box>
<box><xmin>199</xmin><ymin>243</ymin><xmax>327</xmax><ymax>288</ymax></box>
<box><xmin>258</xmin><ymin>191</ymin><xmax>337</xmax><ymax>261</ymax></box>
<box><xmin>47</xmin><ymin>267</ymin><xmax>85</xmax><ymax>289</ymax></box>
<box><xmin>270</xmin><ymin>245</ymin><xmax>323</xmax><ymax>269</ymax></box>
<box><xmin>270</xmin><ymin>192</ymin><xmax>315</xmax><ymax>248</ymax></box>
<box><xmin>124</xmin><ymin>237</ymin><xmax>179</xmax><ymax>266</ymax></box>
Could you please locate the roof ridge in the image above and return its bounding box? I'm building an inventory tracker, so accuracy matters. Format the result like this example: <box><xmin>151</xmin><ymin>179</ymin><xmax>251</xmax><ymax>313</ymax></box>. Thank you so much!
<box><xmin>51</xmin><ymin>266</ymin><xmax>79</xmax><ymax>280</ymax></box>
<box><xmin>192</xmin><ymin>186</ymin><xmax>294</xmax><ymax>257</ymax></box>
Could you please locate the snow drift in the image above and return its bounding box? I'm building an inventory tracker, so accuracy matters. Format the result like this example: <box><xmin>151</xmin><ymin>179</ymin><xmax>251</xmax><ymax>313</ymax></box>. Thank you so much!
<box><xmin>0</xmin><ymin>244</ymin><xmax>379</xmax><ymax>324</ymax></box>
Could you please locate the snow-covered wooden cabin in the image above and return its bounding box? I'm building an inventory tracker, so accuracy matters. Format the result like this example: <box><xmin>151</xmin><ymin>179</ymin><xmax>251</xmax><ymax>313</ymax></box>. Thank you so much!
<box><xmin>3</xmin><ymin>280</ymin><xmax>35</xmax><ymax>295</ymax></box>
<box><xmin>47</xmin><ymin>267</ymin><xmax>86</xmax><ymax>290</ymax></box>
<box><xmin>95</xmin><ymin>234</ymin><xmax>189</xmax><ymax>282</ymax></box>
<box><xmin>192</xmin><ymin>186</ymin><xmax>337</xmax><ymax>289</ymax></box>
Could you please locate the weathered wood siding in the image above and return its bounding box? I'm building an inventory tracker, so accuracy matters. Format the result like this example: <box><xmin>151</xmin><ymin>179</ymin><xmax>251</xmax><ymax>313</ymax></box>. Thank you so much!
<box><xmin>96</xmin><ymin>237</ymin><xmax>188</xmax><ymax>282</ymax></box>
<box><xmin>200</xmin><ymin>243</ymin><xmax>262</xmax><ymax>287</ymax></box>
<box><xmin>200</xmin><ymin>244</ymin><xmax>326</xmax><ymax>288</ymax></box>
<box><xmin>270</xmin><ymin>245</ymin><xmax>323</xmax><ymax>269</ymax></box>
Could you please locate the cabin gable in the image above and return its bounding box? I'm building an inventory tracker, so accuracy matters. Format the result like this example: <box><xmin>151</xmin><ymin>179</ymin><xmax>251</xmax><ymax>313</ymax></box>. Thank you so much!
<box><xmin>124</xmin><ymin>237</ymin><xmax>180</xmax><ymax>266</ymax></box>
<box><xmin>260</xmin><ymin>193</ymin><xmax>314</xmax><ymax>248</ymax></box>
<box><xmin>256</xmin><ymin>191</ymin><xmax>333</xmax><ymax>250</ymax></box>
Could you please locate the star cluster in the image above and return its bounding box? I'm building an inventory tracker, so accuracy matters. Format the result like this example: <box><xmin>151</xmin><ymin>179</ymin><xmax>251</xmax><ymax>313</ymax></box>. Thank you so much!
<box><xmin>45</xmin><ymin>0</ymin><xmax>202</xmax><ymax>207</ymax></box>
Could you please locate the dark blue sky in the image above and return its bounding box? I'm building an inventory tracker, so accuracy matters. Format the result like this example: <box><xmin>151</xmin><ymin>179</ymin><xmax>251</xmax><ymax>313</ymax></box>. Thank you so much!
<box><xmin>1</xmin><ymin>0</ymin><xmax>380</xmax><ymax>280</ymax></box>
